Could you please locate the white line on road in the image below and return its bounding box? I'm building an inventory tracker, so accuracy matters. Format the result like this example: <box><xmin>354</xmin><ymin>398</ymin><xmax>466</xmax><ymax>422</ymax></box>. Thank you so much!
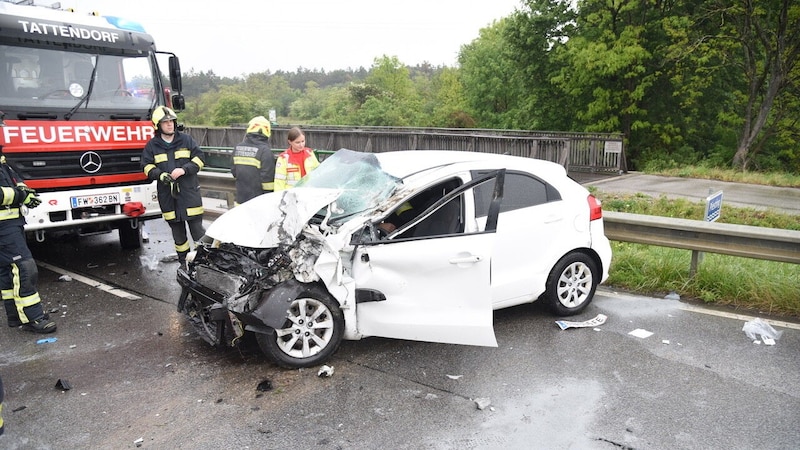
<box><xmin>679</xmin><ymin>303</ymin><xmax>800</xmax><ymax>330</ymax></box>
<box><xmin>37</xmin><ymin>261</ymin><xmax>141</xmax><ymax>300</ymax></box>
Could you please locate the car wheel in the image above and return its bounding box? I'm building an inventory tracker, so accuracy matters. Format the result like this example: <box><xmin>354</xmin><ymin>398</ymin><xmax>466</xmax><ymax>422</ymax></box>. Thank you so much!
<box><xmin>544</xmin><ymin>252</ymin><xmax>599</xmax><ymax>316</ymax></box>
<box><xmin>256</xmin><ymin>287</ymin><xmax>344</xmax><ymax>369</ymax></box>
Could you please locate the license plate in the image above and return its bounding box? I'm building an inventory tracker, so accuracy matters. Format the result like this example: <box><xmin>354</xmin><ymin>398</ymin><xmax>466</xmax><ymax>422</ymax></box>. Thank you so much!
<box><xmin>70</xmin><ymin>193</ymin><xmax>120</xmax><ymax>208</ymax></box>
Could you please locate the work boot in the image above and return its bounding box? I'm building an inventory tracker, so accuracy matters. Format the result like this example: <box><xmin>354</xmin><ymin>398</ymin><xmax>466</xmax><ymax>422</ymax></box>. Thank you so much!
<box><xmin>8</xmin><ymin>312</ymin><xmax>49</xmax><ymax>328</ymax></box>
<box><xmin>20</xmin><ymin>316</ymin><xmax>56</xmax><ymax>334</ymax></box>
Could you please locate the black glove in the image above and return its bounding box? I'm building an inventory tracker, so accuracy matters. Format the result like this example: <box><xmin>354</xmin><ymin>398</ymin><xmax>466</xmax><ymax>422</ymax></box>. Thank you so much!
<box><xmin>158</xmin><ymin>172</ymin><xmax>173</xmax><ymax>186</ymax></box>
<box><xmin>14</xmin><ymin>186</ymin><xmax>40</xmax><ymax>208</ymax></box>
<box><xmin>169</xmin><ymin>179</ymin><xmax>181</xmax><ymax>199</ymax></box>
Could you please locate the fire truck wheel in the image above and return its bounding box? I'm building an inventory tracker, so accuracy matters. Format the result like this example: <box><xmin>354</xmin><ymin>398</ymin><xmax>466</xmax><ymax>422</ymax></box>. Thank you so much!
<box><xmin>119</xmin><ymin>223</ymin><xmax>142</xmax><ymax>250</ymax></box>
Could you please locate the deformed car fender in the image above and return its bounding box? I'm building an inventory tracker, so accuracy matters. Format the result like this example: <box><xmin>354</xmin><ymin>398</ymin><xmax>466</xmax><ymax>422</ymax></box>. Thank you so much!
<box><xmin>250</xmin><ymin>278</ymin><xmax>326</xmax><ymax>330</ymax></box>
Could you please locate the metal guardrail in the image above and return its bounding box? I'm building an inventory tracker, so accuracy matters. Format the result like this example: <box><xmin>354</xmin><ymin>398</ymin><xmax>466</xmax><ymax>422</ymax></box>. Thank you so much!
<box><xmin>198</xmin><ymin>171</ymin><xmax>800</xmax><ymax>265</ymax></box>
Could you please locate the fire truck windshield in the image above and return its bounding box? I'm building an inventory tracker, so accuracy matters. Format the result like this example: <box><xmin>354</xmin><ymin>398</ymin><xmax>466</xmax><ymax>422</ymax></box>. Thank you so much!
<box><xmin>0</xmin><ymin>44</ymin><xmax>157</xmax><ymax>115</ymax></box>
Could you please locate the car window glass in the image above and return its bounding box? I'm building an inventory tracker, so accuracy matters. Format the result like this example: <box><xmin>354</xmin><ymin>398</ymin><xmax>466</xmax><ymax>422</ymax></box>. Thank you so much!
<box><xmin>472</xmin><ymin>171</ymin><xmax>555</xmax><ymax>217</ymax></box>
<box><xmin>388</xmin><ymin>179</ymin><xmax>464</xmax><ymax>239</ymax></box>
<box><xmin>297</xmin><ymin>149</ymin><xmax>402</xmax><ymax>221</ymax></box>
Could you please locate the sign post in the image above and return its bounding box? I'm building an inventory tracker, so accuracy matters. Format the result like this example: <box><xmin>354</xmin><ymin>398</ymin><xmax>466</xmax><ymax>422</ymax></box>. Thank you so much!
<box><xmin>692</xmin><ymin>190</ymin><xmax>724</xmax><ymax>277</ymax></box>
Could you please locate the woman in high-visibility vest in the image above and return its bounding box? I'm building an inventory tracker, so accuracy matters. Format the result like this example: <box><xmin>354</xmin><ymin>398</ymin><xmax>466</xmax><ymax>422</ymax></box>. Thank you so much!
<box><xmin>273</xmin><ymin>127</ymin><xmax>320</xmax><ymax>191</ymax></box>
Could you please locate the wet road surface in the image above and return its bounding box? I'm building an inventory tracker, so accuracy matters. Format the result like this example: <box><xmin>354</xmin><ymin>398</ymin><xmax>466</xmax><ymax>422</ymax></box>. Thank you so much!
<box><xmin>0</xmin><ymin>216</ymin><xmax>798</xmax><ymax>449</ymax></box>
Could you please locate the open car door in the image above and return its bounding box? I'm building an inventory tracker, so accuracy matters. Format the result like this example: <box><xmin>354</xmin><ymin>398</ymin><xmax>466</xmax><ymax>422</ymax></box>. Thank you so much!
<box><xmin>352</xmin><ymin>171</ymin><xmax>505</xmax><ymax>347</ymax></box>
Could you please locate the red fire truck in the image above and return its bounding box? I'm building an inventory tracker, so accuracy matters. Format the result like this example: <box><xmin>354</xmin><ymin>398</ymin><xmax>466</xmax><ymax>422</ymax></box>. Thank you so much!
<box><xmin>0</xmin><ymin>1</ymin><xmax>185</xmax><ymax>249</ymax></box>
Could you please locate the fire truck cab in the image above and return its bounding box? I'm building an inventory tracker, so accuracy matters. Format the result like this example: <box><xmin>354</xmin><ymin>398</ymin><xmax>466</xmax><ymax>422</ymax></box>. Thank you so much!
<box><xmin>0</xmin><ymin>1</ymin><xmax>185</xmax><ymax>249</ymax></box>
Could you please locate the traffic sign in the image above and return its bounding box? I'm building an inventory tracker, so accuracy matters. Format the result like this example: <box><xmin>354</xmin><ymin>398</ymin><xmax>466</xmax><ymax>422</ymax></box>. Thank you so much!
<box><xmin>705</xmin><ymin>190</ymin><xmax>723</xmax><ymax>222</ymax></box>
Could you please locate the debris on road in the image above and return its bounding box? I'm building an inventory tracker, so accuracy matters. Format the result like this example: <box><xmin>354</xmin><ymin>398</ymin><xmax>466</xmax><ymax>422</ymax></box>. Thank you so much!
<box><xmin>628</xmin><ymin>329</ymin><xmax>654</xmax><ymax>339</ymax></box>
<box><xmin>55</xmin><ymin>379</ymin><xmax>71</xmax><ymax>391</ymax></box>
<box><xmin>742</xmin><ymin>318</ymin><xmax>783</xmax><ymax>345</ymax></box>
<box><xmin>139</xmin><ymin>255</ymin><xmax>160</xmax><ymax>271</ymax></box>
<box><xmin>318</xmin><ymin>365</ymin><xmax>334</xmax><ymax>377</ymax></box>
<box><xmin>36</xmin><ymin>337</ymin><xmax>57</xmax><ymax>344</ymax></box>
<box><xmin>256</xmin><ymin>379</ymin><xmax>273</xmax><ymax>392</ymax></box>
<box><xmin>555</xmin><ymin>313</ymin><xmax>607</xmax><ymax>330</ymax></box>
<box><xmin>446</xmin><ymin>374</ymin><xmax>463</xmax><ymax>380</ymax></box>
<box><xmin>474</xmin><ymin>398</ymin><xmax>491</xmax><ymax>410</ymax></box>
<box><xmin>57</xmin><ymin>274</ymin><xmax>72</xmax><ymax>282</ymax></box>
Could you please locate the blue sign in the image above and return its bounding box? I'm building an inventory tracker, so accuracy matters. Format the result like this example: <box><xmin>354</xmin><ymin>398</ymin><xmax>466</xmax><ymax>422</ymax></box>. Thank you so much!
<box><xmin>705</xmin><ymin>190</ymin><xmax>723</xmax><ymax>222</ymax></box>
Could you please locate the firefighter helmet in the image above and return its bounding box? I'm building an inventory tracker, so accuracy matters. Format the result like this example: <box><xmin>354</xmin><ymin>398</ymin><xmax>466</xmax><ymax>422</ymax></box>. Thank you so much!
<box><xmin>151</xmin><ymin>106</ymin><xmax>178</xmax><ymax>130</ymax></box>
<box><xmin>246</xmin><ymin>116</ymin><xmax>271</xmax><ymax>138</ymax></box>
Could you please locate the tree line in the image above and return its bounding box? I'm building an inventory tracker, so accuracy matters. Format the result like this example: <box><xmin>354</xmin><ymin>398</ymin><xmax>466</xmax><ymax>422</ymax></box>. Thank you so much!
<box><xmin>178</xmin><ymin>0</ymin><xmax>799</xmax><ymax>173</ymax></box>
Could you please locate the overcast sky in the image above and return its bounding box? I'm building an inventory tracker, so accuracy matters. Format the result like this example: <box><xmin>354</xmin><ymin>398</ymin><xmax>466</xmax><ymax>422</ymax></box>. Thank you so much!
<box><xmin>51</xmin><ymin>0</ymin><xmax>522</xmax><ymax>78</ymax></box>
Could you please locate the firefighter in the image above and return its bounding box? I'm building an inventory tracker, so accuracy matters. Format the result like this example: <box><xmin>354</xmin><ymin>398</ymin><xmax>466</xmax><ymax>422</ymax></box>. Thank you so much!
<box><xmin>141</xmin><ymin>106</ymin><xmax>206</xmax><ymax>265</ymax></box>
<box><xmin>0</xmin><ymin>112</ymin><xmax>56</xmax><ymax>333</ymax></box>
<box><xmin>231</xmin><ymin>116</ymin><xmax>275</xmax><ymax>205</ymax></box>
<box><xmin>273</xmin><ymin>126</ymin><xmax>320</xmax><ymax>191</ymax></box>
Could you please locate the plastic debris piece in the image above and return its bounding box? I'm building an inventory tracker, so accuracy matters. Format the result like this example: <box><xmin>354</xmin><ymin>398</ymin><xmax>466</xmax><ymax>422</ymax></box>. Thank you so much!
<box><xmin>318</xmin><ymin>365</ymin><xmax>334</xmax><ymax>377</ymax></box>
<box><xmin>86</xmin><ymin>263</ymin><xmax>98</xmax><ymax>269</ymax></box>
<box><xmin>160</xmin><ymin>253</ymin><xmax>179</xmax><ymax>263</ymax></box>
<box><xmin>37</xmin><ymin>337</ymin><xmax>57</xmax><ymax>344</ymax></box>
<box><xmin>628</xmin><ymin>329</ymin><xmax>654</xmax><ymax>339</ymax></box>
<box><xmin>55</xmin><ymin>379</ymin><xmax>71</xmax><ymax>390</ymax></box>
<box><xmin>475</xmin><ymin>398</ymin><xmax>491</xmax><ymax>410</ymax></box>
<box><xmin>742</xmin><ymin>318</ymin><xmax>783</xmax><ymax>342</ymax></box>
<box><xmin>134</xmin><ymin>437</ymin><xmax>144</xmax><ymax>447</ymax></box>
<box><xmin>446</xmin><ymin>374</ymin><xmax>463</xmax><ymax>380</ymax></box>
<box><xmin>256</xmin><ymin>379</ymin><xmax>273</xmax><ymax>392</ymax></box>
<box><xmin>662</xmin><ymin>340</ymin><xmax>670</xmax><ymax>345</ymax></box>
<box><xmin>139</xmin><ymin>255</ymin><xmax>160</xmax><ymax>271</ymax></box>
<box><xmin>664</xmin><ymin>291</ymin><xmax>680</xmax><ymax>300</ymax></box>
<box><xmin>555</xmin><ymin>314</ymin><xmax>607</xmax><ymax>330</ymax></box>
<box><xmin>58</xmin><ymin>274</ymin><xmax>72</xmax><ymax>282</ymax></box>
<box><xmin>763</xmin><ymin>337</ymin><xmax>776</xmax><ymax>346</ymax></box>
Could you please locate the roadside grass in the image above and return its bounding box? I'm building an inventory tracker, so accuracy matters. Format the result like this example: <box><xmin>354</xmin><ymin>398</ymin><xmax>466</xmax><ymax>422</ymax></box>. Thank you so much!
<box><xmin>593</xmin><ymin>191</ymin><xmax>800</xmax><ymax>317</ymax></box>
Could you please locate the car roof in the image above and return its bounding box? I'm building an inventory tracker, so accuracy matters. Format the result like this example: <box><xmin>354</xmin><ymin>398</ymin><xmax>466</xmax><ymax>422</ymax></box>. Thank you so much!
<box><xmin>372</xmin><ymin>150</ymin><xmax>567</xmax><ymax>180</ymax></box>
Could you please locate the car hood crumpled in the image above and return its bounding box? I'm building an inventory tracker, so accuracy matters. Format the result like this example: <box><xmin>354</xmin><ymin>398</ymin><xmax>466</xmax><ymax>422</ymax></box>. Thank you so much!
<box><xmin>204</xmin><ymin>188</ymin><xmax>343</xmax><ymax>248</ymax></box>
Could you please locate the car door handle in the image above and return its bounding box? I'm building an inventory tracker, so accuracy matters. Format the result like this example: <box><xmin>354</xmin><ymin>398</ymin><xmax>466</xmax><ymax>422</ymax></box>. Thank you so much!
<box><xmin>449</xmin><ymin>255</ymin><xmax>482</xmax><ymax>264</ymax></box>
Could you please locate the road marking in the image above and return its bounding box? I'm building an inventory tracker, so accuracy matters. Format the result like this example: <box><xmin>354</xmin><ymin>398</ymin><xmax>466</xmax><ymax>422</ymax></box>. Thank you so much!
<box><xmin>679</xmin><ymin>303</ymin><xmax>800</xmax><ymax>330</ymax></box>
<box><xmin>37</xmin><ymin>261</ymin><xmax>141</xmax><ymax>300</ymax></box>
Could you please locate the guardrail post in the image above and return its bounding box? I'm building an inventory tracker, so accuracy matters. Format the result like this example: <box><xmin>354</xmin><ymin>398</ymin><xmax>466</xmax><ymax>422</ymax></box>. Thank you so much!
<box><xmin>690</xmin><ymin>250</ymin><xmax>704</xmax><ymax>277</ymax></box>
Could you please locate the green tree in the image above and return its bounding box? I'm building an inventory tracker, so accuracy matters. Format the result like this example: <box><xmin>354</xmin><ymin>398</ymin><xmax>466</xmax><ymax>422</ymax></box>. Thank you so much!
<box><xmin>458</xmin><ymin>18</ymin><xmax>526</xmax><ymax>129</ymax></box>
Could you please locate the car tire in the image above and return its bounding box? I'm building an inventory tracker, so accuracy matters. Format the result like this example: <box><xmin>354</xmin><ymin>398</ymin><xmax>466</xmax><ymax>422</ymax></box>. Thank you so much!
<box><xmin>543</xmin><ymin>252</ymin><xmax>599</xmax><ymax>316</ymax></box>
<box><xmin>256</xmin><ymin>286</ymin><xmax>344</xmax><ymax>369</ymax></box>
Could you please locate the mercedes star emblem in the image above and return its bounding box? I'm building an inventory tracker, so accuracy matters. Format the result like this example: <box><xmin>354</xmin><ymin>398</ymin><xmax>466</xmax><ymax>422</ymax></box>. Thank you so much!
<box><xmin>80</xmin><ymin>151</ymin><xmax>102</xmax><ymax>174</ymax></box>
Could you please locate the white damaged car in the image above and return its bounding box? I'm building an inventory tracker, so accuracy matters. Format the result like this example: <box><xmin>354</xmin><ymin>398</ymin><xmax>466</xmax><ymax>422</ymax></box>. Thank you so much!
<box><xmin>177</xmin><ymin>149</ymin><xmax>612</xmax><ymax>368</ymax></box>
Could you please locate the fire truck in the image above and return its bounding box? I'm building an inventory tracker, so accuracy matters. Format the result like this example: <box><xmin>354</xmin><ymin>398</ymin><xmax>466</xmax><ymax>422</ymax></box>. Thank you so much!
<box><xmin>0</xmin><ymin>1</ymin><xmax>185</xmax><ymax>249</ymax></box>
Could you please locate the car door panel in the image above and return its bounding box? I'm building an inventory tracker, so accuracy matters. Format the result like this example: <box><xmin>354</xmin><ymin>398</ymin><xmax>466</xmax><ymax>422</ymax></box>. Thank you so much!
<box><xmin>353</xmin><ymin>232</ymin><xmax>497</xmax><ymax>347</ymax></box>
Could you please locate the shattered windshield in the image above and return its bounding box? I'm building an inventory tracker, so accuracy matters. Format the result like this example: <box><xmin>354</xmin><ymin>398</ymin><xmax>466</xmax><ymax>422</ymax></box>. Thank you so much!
<box><xmin>295</xmin><ymin>149</ymin><xmax>402</xmax><ymax>221</ymax></box>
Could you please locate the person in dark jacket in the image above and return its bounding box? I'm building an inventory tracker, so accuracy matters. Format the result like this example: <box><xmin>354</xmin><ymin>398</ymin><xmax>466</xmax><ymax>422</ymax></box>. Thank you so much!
<box><xmin>0</xmin><ymin>112</ymin><xmax>56</xmax><ymax>333</ymax></box>
<box><xmin>141</xmin><ymin>106</ymin><xmax>206</xmax><ymax>265</ymax></box>
<box><xmin>231</xmin><ymin>116</ymin><xmax>275</xmax><ymax>205</ymax></box>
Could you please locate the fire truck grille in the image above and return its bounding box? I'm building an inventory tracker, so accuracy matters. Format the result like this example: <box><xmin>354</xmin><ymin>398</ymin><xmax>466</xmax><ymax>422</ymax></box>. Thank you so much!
<box><xmin>6</xmin><ymin>149</ymin><xmax>145</xmax><ymax>185</ymax></box>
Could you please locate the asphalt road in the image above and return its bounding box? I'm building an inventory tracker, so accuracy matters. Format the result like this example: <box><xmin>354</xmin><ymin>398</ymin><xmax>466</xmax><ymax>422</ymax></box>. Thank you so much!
<box><xmin>583</xmin><ymin>172</ymin><xmax>800</xmax><ymax>215</ymax></box>
<box><xmin>1</xmin><ymin>175</ymin><xmax>799</xmax><ymax>449</ymax></box>
<box><xmin>0</xmin><ymin>217</ymin><xmax>797</xmax><ymax>449</ymax></box>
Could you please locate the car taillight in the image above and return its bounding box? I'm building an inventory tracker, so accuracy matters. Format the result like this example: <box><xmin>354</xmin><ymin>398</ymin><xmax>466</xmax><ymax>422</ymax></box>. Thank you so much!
<box><xmin>587</xmin><ymin>195</ymin><xmax>603</xmax><ymax>221</ymax></box>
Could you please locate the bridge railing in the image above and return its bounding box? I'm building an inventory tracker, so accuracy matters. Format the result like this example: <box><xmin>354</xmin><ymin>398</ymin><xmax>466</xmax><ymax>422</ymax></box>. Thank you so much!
<box><xmin>187</xmin><ymin>125</ymin><xmax>627</xmax><ymax>175</ymax></box>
